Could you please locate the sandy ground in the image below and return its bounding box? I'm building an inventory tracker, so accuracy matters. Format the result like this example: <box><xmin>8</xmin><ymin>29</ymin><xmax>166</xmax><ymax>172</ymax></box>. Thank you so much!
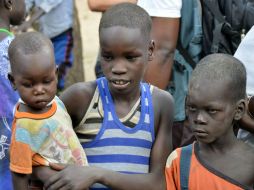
<box><xmin>76</xmin><ymin>0</ymin><xmax>102</xmax><ymax>82</ymax></box>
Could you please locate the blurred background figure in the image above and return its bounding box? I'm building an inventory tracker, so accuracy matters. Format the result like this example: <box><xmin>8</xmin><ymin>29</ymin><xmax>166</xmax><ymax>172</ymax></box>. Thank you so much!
<box><xmin>16</xmin><ymin>0</ymin><xmax>74</xmax><ymax>91</ymax></box>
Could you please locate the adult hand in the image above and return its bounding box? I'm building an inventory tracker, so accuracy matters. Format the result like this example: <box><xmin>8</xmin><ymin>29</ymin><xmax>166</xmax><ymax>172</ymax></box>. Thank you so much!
<box><xmin>44</xmin><ymin>164</ymin><xmax>96</xmax><ymax>190</ymax></box>
<box><xmin>13</xmin><ymin>21</ymin><xmax>32</xmax><ymax>33</ymax></box>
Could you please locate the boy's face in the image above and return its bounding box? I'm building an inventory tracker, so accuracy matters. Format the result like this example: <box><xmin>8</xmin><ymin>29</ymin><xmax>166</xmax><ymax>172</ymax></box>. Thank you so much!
<box><xmin>186</xmin><ymin>78</ymin><xmax>240</xmax><ymax>144</ymax></box>
<box><xmin>99</xmin><ymin>26</ymin><xmax>153</xmax><ymax>95</ymax></box>
<box><xmin>10</xmin><ymin>50</ymin><xmax>57</xmax><ymax>110</ymax></box>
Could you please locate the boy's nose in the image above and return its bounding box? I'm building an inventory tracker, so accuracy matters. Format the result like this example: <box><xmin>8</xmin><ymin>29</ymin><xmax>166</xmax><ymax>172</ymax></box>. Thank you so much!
<box><xmin>33</xmin><ymin>85</ymin><xmax>45</xmax><ymax>95</ymax></box>
<box><xmin>194</xmin><ymin>111</ymin><xmax>207</xmax><ymax>124</ymax></box>
<box><xmin>111</xmin><ymin>61</ymin><xmax>127</xmax><ymax>74</ymax></box>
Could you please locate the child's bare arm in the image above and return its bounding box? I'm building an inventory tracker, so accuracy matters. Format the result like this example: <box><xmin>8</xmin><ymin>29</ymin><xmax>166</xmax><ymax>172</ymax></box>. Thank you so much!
<box><xmin>44</xmin><ymin>87</ymin><xmax>174</xmax><ymax>190</ymax></box>
<box><xmin>12</xmin><ymin>172</ymin><xmax>29</xmax><ymax>190</ymax></box>
<box><xmin>31</xmin><ymin>166</ymin><xmax>61</xmax><ymax>184</ymax></box>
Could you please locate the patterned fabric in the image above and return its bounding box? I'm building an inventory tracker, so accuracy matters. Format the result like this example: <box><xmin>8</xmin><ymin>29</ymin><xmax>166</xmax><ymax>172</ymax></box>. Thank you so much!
<box><xmin>10</xmin><ymin>97</ymin><xmax>87</xmax><ymax>174</ymax></box>
<box><xmin>165</xmin><ymin>142</ymin><xmax>252</xmax><ymax>190</ymax></box>
<box><xmin>80</xmin><ymin>77</ymin><xmax>155</xmax><ymax>190</ymax></box>
<box><xmin>0</xmin><ymin>36</ymin><xmax>19</xmax><ymax>190</ymax></box>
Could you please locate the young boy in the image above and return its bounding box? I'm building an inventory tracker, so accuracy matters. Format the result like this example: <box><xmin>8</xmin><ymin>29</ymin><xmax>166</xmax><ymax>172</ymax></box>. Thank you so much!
<box><xmin>43</xmin><ymin>3</ymin><xmax>174</xmax><ymax>190</ymax></box>
<box><xmin>0</xmin><ymin>0</ymin><xmax>26</xmax><ymax>189</ymax></box>
<box><xmin>8</xmin><ymin>32</ymin><xmax>87</xmax><ymax>190</ymax></box>
<box><xmin>165</xmin><ymin>54</ymin><xmax>254</xmax><ymax>190</ymax></box>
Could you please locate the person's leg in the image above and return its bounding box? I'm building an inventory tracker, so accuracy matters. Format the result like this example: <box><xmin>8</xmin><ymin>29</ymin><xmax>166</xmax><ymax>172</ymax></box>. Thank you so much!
<box><xmin>51</xmin><ymin>29</ymin><xmax>73</xmax><ymax>90</ymax></box>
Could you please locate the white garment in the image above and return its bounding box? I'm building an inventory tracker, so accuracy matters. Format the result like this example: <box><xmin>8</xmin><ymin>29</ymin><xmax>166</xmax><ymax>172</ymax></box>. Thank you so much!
<box><xmin>137</xmin><ymin>0</ymin><xmax>182</xmax><ymax>18</ymax></box>
<box><xmin>25</xmin><ymin>0</ymin><xmax>73</xmax><ymax>38</ymax></box>
<box><xmin>234</xmin><ymin>26</ymin><xmax>254</xmax><ymax>96</ymax></box>
<box><xmin>234</xmin><ymin>26</ymin><xmax>254</xmax><ymax>148</ymax></box>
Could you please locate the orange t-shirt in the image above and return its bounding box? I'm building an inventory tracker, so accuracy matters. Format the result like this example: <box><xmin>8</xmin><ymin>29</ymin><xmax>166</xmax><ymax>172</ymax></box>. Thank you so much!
<box><xmin>165</xmin><ymin>143</ymin><xmax>252</xmax><ymax>190</ymax></box>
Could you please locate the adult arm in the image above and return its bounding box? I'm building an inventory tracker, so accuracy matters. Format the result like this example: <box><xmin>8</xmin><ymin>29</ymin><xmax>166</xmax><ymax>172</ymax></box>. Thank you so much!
<box><xmin>239</xmin><ymin>113</ymin><xmax>254</xmax><ymax>133</ymax></box>
<box><xmin>16</xmin><ymin>0</ymin><xmax>63</xmax><ymax>32</ymax></box>
<box><xmin>87</xmin><ymin>0</ymin><xmax>137</xmax><ymax>12</ymax></box>
<box><xmin>239</xmin><ymin>97</ymin><xmax>254</xmax><ymax>133</ymax></box>
<box><xmin>143</xmin><ymin>17</ymin><xmax>179</xmax><ymax>89</ymax></box>
<box><xmin>44</xmin><ymin>88</ymin><xmax>174</xmax><ymax>190</ymax></box>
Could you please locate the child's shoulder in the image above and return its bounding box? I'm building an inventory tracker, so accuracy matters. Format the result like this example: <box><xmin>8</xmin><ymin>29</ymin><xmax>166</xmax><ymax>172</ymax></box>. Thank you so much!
<box><xmin>151</xmin><ymin>85</ymin><xmax>174</xmax><ymax>112</ymax></box>
<box><xmin>60</xmin><ymin>81</ymin><xmax>97</xmax><ymax>102</ymax></box>
<box><xmin>59</xmin><ymin>81</ymin><xmax>98</xmax><ymax>125</ymax></box>
<box><xmin>238</xmin><ymin>141</ymin><xmax>254</xmax><ymax>164</ymax></box>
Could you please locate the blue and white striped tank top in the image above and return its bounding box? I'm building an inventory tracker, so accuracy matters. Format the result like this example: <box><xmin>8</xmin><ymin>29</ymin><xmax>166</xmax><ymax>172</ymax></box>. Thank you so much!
<box><xmin>82</xmin><ymin>77</ymin><xmax>155</xmax><ymax>190</ymax></box>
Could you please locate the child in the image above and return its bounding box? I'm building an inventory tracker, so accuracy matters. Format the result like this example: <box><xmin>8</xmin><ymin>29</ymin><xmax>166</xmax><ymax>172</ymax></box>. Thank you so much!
<box><xmin>165</xmin><ymin>54</ymin><xmax>254</xmax><ymax>190</ymax></box>
<box><xmin>43</xmin><ymin>3</ymin><xmax>174</xmax><ymax>190</ymax></box>
<box><xmin>8</xmin><ymin>32</ymin><xmax>88</xmax><ymax>190</ymax></box>
<box><xmin>0</xmin><ymin>0</ymin><xmax>26</xmax><ymax>189</ymax></box>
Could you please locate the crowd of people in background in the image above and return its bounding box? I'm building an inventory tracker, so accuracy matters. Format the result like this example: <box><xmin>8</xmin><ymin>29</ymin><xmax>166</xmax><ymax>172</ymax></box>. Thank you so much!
<box><xmin>0</xmin><ymin>0</ymin><xmax>254</xmax><ymax>190</ymax></box>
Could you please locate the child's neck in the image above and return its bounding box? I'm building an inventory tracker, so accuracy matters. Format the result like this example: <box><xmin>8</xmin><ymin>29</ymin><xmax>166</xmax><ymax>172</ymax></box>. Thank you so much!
<box><xmin>18</xmin><ymin>99</ymin><xmax>54</xmax><ymax>114</ymax></box>
<box><xmin>199</xmin><ymin>133</ymin><xmax>239</xmax><ymax>154</ymax></box>
<box><xmin>18</xmin><ymin>103</ymin><xmax>51</xmax><ymax>114</ymax></box>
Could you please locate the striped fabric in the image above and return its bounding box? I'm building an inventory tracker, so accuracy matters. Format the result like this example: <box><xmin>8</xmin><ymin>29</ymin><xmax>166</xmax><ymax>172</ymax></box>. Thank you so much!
<box><xmin>75</xmin><ymin>83</ymin><xmax>153</xmax><ymax>144</ymax></box>
<box><xmin>78</xmin><ymin>77</ymin><xmax>155</xmax><ymax>190</ymax></box>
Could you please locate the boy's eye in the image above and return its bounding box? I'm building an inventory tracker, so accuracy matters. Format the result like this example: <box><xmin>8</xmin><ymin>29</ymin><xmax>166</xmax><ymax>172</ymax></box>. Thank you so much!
<box><xmin>43</xmin><ymin>79</ymin><xmax>52</xmax><ymax>84</ymax></box>
<box><xmin>22</xmin><ymin>83</ymin><xmax>33</xmax><ymax>88</ymax></box>
<box><xmin>126</xmin><ymin>55</ymin><xmax>137</xmax><ymax>61</ymax></box>
<box><xmin>187</xmin><ymin>105</ymin><xmax>197</xmax><ymax>112</ymax></box>
<box><xmin>207</xmin><ymin>109</ymin><xmax>218</xmax><ymax>114</ymax></box>
<box><xmin>102</xmin><ymin>55</ymin><xmax>113</xmax><ymax>61</ymax></box>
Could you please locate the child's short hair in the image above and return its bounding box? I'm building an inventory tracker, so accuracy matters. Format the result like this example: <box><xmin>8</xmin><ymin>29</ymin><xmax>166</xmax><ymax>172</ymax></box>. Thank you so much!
<box><xmin>8</xmin><ymin>32</ymin><xmax>53</xmax><ymax>72</ymax></box>
<box><xmin>190</xmin><ymin>53</ymin><xmax>246</xmax><ymax>101</ymax></box>
<box><xmin>99</xmin><ymin>3</ymin><xmax>152</xmax><ymax>43</ymax></box>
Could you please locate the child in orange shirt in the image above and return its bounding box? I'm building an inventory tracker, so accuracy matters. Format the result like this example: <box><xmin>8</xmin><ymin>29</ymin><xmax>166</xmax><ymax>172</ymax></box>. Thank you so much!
<box><xmin>165</xmin><ymin>54</ymin><xmax>254</xmax><ymax>190</ymax></box>
<box><xmin>8</xmin><ymin>32</ymin><xmax>87</xmax><ymax>190</ymax></box>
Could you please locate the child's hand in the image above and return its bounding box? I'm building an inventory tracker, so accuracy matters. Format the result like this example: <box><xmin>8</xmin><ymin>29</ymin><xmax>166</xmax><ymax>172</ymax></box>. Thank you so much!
<box><xmin>44</xmin><ymin>165</ymin><xmax>95</xmax><ymax>190</ymax></box>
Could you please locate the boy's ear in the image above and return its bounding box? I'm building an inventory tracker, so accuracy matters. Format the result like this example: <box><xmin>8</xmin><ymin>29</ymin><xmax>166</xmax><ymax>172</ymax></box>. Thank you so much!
<box><xmin>55</xmin><ymin>66</ymin><xmax>59</xmax><ymax>75</ymax></box>
<box><xmin>234</xmin><ymin>99</ymin><xmax>246</xmax><ymax>120</ymax></box>
<box><xmin>55</xmin><ymin>66</ymin><xmax>59</xmax><ymax>81</ymax></box>
<box><xmin>4</xmin><ymin>0</ymin><xmax>13</xmax><ymax>11</ymax></box>
<box><xmin>8</xmin><ymin>73</ymin><xmax>16</xmax><ymax>90</ymax></box>
<box><xmin>148</xmin><ymin>40</ymin><xmax>155</xmax><ymax>61</ymax></box>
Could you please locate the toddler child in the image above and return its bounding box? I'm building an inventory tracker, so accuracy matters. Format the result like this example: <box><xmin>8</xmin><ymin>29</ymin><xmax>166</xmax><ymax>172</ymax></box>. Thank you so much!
<box><xmin>8</xmin><ymin>32</ymin><xmax>88</xmax><ymax>190</ymax></box>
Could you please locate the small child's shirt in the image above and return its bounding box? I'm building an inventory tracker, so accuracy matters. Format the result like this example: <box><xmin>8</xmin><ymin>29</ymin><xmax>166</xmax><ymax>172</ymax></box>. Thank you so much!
<box><xmin>10</xmin><ymin>96</ymin><xmax>87</xmax><ymax>174</ymax></box>
<box><xmin>165</xmin><ymin>143</ymin><xmax>252</xmax><ymax>190</ymax></box>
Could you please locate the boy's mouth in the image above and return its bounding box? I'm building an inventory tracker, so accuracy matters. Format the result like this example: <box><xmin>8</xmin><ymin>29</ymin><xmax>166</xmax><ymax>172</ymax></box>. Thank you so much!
<box><xmin>110</xmin><ymin>80</ymin><xmax>130</xmax><ymax>89</ymax></box>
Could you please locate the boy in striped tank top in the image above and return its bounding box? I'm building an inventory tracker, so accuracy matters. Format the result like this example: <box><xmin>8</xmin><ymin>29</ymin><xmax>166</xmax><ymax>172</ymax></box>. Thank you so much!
<box><xmin>42</xmin><ymin>3</ymin><xmax>174</xmax><ymax>190</ymax></box>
